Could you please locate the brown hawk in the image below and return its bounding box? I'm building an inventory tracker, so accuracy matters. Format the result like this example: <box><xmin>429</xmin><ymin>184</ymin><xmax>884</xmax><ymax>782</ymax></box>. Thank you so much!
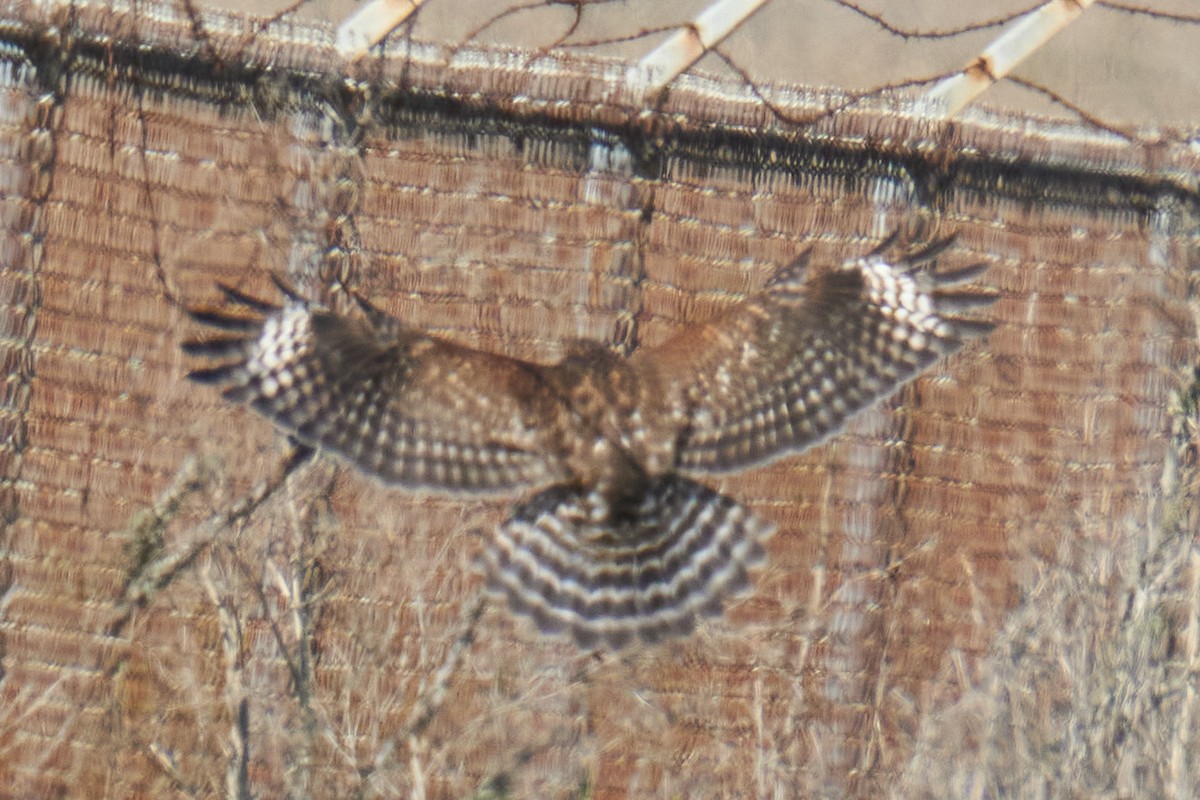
<box><xmin>183</xmin><ymin>232</ymin><xmax>994</xmax><ymax>648</ymax></box>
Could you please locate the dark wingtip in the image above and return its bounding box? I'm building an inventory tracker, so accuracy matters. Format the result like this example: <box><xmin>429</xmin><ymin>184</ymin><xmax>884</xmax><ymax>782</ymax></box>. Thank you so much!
<box><xmin>906</xmin><ymin>233</ymin><xmax>958</xmax><ymax>265</ymax></box>
<box><xmin>186</xmin><ymin>364</ymin><xmax>239</xmax><ymax>384</ymax></box>
<box><xmin>184</xmin><ymin>283</ymin><xmax>283</xmax><ymax>371</ymax></box>
<box><xmin>216</xmin><ymin>283</ymin><xmax>280</xmax><ymax>314</ymax></box>
<box><xmin>949</xmin><ymin>318</ymin><xmax>998</xmax><ymax>340</ymax></box>
<box><xmin>865</xmin><ymin>228</ymin><xmax>903</xmax><ymax>259</ymax></box>
<box><xmin>181</xmin><ymin>336</ymin><xmax>251</xmax><ymax>357</ymax></box>
<box><xmin>934</xmin><ymin>261</ymin><xmax>990</xmax><ymax>287</ymax></box>
<box><xmin>268</xmin><ymin>273</ymin><xmax>305</xmax><ymax>302</ymax></box>
<box><xmin>186</xmin><ymin>308</ymin><xmax>261</xmax><ymax>332</ymax></box>
<box><xmin>351</xmin><ymin>290</ymin><xmax>392</xmax><ymax>327</ymax></box>
<box><xmin>765</xmin><ymin>247</ymin><xmax>813</xmax><ymax>290</ymax></box>
<box><xmin>351</xmin><ymin>292</ymin><xmax>371</xmax><ymax>313</ymax></box>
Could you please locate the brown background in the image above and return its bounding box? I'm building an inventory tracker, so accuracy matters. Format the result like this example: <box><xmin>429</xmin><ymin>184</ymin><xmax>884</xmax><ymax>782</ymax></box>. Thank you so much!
<box><xmin>1</xmin><ymin>1</ymin><xmax>1199</xmax><ymax>799</ymax></box>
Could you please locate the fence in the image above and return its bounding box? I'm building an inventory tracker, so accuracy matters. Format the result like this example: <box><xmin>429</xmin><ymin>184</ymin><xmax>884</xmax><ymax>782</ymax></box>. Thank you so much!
<box><xmin>1</xmin><ymin>1</ymin><xmax>1197</xmax><ymax>797</ymax></box>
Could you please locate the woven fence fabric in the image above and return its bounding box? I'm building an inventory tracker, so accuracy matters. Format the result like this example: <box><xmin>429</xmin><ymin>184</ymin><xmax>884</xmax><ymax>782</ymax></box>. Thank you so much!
<box><xmin>1</xmin><ymin>1</ymin><xmax>1198</xmax><ymax>798</ymax></box>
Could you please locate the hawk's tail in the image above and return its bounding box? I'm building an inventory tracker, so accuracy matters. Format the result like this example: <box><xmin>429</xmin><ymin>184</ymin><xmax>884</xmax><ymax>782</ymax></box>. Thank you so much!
<box><xmin>482</xmin><ymin>476</ymin><xmax>775</xmax><ymax>649</ymax></box>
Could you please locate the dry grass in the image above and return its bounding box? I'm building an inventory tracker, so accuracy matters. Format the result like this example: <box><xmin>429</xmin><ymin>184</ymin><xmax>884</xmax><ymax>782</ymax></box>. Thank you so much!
<box><xmin>894</xmin><ymin>367</ymin><xmax>1200</xmax><ymax>800</ymax></box>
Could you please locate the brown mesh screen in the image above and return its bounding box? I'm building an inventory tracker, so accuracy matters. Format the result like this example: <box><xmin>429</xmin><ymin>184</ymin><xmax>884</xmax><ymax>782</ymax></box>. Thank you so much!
<box><xmin>1</xmin><ymin>2</ymin><xmax>1198</xmax><ymax>798</ymax></box>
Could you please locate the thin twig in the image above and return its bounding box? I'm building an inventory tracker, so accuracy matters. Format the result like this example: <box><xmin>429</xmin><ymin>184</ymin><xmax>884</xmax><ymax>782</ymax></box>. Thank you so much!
<box><xmin>110</xmin><ymin>446</ymin><xmax>314</xmax><ymax>636</ymax></box>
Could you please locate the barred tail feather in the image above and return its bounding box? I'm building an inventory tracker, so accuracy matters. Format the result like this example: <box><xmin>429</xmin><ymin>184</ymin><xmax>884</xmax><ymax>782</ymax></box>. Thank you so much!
<box><xmin>483</xmin><ymin>476</ymin><xmax>775</xmax><ymax>649</ymax></box>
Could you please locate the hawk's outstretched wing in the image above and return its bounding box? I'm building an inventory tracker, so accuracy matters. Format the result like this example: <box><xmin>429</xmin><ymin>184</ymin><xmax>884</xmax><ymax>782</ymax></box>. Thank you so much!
<box><xmin>636</xmin><ymin>235</ymin><xmax>995</xmax><ymax>474</ymax></box>
<box><xmin>184</xmin><ymin>282</ymin><xmax>564</xmax><ymax>493</ymax></box>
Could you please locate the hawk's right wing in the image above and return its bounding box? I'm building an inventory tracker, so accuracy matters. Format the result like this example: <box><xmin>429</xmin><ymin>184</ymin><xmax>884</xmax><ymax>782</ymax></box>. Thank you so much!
<box><xmin>184</xmin><ymin>282</ymin><xmax>565</xmax><ymax>494</ymax></box>
<box><xmin>635</xmin><ymin>234</ymin><xmax>996</xmax><ymax>474</ymax></box>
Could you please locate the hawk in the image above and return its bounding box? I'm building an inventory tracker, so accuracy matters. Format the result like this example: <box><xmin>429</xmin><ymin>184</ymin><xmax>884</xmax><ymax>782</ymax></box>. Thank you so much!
<box><xmin>183</xmin><ymin>232</ymin><xmax>994</xmax><ymax>648</ymax></box>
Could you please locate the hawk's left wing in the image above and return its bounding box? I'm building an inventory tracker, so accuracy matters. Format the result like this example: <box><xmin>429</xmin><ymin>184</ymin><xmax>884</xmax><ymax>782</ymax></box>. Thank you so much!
<box><xmin>183</xmin><ymin>282</ymin><xmax>566</xmax><ymax>494</ymax></box>
<box><xmin>634</xmin><ymin>235</ymin><xmax>995</xmax><ymax>474</ymax></box>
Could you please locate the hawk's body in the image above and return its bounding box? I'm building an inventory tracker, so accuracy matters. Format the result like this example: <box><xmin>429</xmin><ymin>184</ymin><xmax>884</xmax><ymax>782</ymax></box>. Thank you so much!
<box><xmin>185</xmin><ymin>233</ymin><xmax>994</xmax><ymax>648</ymax></box>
